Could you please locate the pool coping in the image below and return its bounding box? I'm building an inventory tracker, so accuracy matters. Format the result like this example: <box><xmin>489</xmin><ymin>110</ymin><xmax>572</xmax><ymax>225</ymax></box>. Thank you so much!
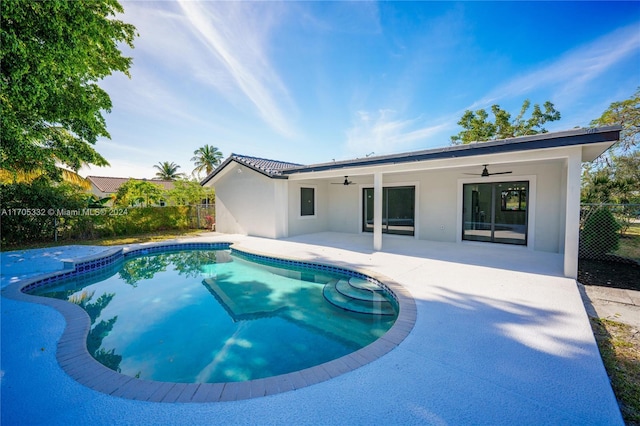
<box><xmin>1</xmin><ymin>241</ymin><xmax>417</xmax><ymax>403</ymax></box>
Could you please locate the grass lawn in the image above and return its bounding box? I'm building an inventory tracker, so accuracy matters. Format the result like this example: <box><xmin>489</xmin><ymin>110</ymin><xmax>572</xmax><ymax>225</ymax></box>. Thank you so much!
<box><xmin>590</xmin><ymin>318</ymin><xmax>640</xmax><ymax>425</ymax></box>
<box><xmin>616</xmin><ymin>222</ymin><xmax>640</xmax><ymax>262</ymax></box>
<box><xmin>1</xmin><ymin>229</ymin><xmax>209</xmax><ymax>252</ymax></box>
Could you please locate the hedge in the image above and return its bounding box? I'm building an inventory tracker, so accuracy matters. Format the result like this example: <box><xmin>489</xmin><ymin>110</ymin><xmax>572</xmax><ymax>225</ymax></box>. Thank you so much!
<box><xmin>1</xmin><ymin>181</ymin><xmax>214</xmax><ymax>247</ymax></box>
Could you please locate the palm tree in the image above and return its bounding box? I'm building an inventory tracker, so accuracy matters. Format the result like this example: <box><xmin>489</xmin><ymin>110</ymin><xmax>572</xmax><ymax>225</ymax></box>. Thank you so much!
<box><xmin>153</xmin><ymin>161</ymin><xmax>184</xmax><ymax>180</ymax></box>
<box><xmin>0</xmin><ymin>168</ymin><xmax>92</xmax><ymax>189</ymax></box>
<box><xmin>191</xmin><ymin>145</ymin><xmax>224</xmax><ymax>177</ymax></box>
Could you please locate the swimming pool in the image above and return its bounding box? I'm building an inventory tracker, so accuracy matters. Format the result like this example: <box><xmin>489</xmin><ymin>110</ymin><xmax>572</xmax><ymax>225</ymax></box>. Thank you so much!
<box><xmin>27</xmin><ymin>246</ymin><xmax>398</xmax><ymax>384</ymax></box>
<box><xmin>6</xmin><ymin>242</ymin><xmax>415</xmax><ymax>402</ymax></box>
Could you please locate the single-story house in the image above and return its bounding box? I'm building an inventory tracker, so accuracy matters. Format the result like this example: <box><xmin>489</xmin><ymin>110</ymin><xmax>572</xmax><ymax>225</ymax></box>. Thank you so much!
<box><xmin>201</xmin><ymin>126</ymin><xmax>621</xmax><ymax>278</ymax></box>
<box><xmin>86</xmin><ymin>176</ymin><xmax>175</xmax><ymax>205</ymax></box>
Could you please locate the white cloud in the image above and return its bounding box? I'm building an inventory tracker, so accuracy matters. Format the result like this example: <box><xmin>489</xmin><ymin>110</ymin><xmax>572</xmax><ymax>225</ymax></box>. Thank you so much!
<box><xmin>100</xmin><ymin>68</ymin><xmax>209</xmax><ymax>127</ymax></box>
<box><xmin>470</xmin><ymin>22</ymin><xmax>640</xmax><ymax>110</ymax></box>
<box><xmin>115</xmin><ymin>1</ymin><xmax>298</xmax><ymax>138</ymax></box>
<box><xmin>345</xmin><ymin>110</ymin><xmax>452</xmax><ymax>157</ymax></box>
<box><xmin>175</xmin><ymin>1</ymin><xmax>298</xmax><ymax>138</ymax></box>
<box><xmin>297</xmin><ymin>1</ymin><xmax>381</xmax><ymax>35</ymax></box>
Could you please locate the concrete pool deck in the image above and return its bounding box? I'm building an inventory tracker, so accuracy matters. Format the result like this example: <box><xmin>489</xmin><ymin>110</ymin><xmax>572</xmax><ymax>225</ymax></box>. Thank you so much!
<box><xmin>1</xmin><ymin>232</ymin><xmax>624</xmax><ymax>425</ymax></box>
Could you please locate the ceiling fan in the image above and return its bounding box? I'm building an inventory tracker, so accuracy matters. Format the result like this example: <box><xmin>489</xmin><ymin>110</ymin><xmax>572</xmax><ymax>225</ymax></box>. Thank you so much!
<box><xmin>331</xmin><ymin>176</ymin><xmax>354</xmax><ymax>185</ymax></box>
<box><xmin>465</xmin><ymin>164</ymin><xmax>512</xmax><ymax>177</ymax></box>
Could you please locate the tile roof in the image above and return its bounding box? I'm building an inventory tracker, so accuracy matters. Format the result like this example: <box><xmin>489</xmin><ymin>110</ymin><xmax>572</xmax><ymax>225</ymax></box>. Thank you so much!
<box><xmin>231</xmin><ymin>154</ymin><xmax>303</xmax><ymax>176</ymax></box>
<box><xmin>200</xmin><ymin>154</ymin><xmax>304</xmax><ymax>185</ymax></box>
<box><xmin>87</xmin><ymin>176</ymin><xmax>175</xmax><ymax>193</ymax></box>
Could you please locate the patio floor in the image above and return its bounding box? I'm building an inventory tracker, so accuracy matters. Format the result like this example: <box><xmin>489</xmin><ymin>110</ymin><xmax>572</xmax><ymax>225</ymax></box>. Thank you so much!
<box><xmin>0</xmin><ymin>232</ymin><xmax>623</xmax><ymax>425</ymax></box>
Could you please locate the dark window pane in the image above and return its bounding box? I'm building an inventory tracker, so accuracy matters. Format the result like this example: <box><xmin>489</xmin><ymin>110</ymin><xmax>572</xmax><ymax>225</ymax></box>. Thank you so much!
<box><xmin>463</xmin><ymin>181</ymin><xmax>528</xmax><ymax>245</ymax></box>
<box><xmin>301</xmin><ymin>187</ymin><xmax>315</xmax><ymax>216</ymax></box>
<box><xmin>362</xmin><ymin>186</ymin><xmax>414</xmax><ymax>236</ymax></box>
<box><xmin>462</xmin><ymin>183</ymin><xmax>492</xmax><ymax>242</ymax></box>
<box><xmin>363</xmin><ymin>188</ymin><xmax>374</xmax><ymax>232</ymax></box>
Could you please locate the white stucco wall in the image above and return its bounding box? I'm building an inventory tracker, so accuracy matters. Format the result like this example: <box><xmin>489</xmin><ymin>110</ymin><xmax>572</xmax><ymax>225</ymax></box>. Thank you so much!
<box><xmin>210</xmin><ymin>145</ymin><xmax>595</xmax><ymax>260</ymax></box>
<box><xmin>282</xmin><ymin>159</ymin><xmax>568</xmax><ymax>254</ymax></box>
<box><xmin>287</xmin><ymin>181</ymin><xmax>329</xmax><ymax>236</ymax></box>
<box><xmin>328</xmin><ymin>179</ymin><xmax>363</xmax><ymax>233</ymax></box>
<box><xmin>209</xmin><ymin>164</ymin><xmax>285</xmax><ymax>238</ymax></box>
<box><xmin>531</xmin><ymin>160</ymin><xmax>564</xmax><ymax>252</ymax></box>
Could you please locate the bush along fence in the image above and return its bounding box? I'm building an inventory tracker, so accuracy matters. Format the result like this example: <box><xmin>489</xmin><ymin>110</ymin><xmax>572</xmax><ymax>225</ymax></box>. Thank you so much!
<box><xmin>0</xmin><ymin>204</ymin><xmax>215</xmax><ymax>247</ymax></box>
<box><xmin>579</xmin><ymin>203</ymin><xmax>640</xmax><ymax>264</ymax></box>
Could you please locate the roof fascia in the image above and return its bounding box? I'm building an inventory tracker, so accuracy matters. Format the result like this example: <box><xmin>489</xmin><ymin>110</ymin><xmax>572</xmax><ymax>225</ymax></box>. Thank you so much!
<box><xmin>200</xmin><ymin>157</ymin><xmax>287</xmax><ymax>186</ymax></box>
<box><xmin>200</xmin><ymin>156</ymin><xmax>234</xmax><ymax>186</ymax></box>
<box><xmin>284</xmin><ymin>144</ymin><xmax>584</xmax><ymax>181</ymax></box>
<box><xmin>282</xmin><ymin>126</ymin><xmax>621</xmax><ymax>176</ymax></box>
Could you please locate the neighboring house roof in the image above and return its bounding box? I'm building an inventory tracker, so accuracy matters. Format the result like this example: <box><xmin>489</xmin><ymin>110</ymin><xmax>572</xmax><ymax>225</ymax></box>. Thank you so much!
<box><xmin>86</xmin><ymin>176</ymin><xmax>175</xmax><ymax>193</ymax></box>
<box><xmin>201</xmin><ymin>154</ymin><xmax>303</xmax><ymax>184</ymax></box>
<box><xmin>201</xmin><ymin>126</ymin><xmax>621</xmax><ymax>185</ymax></box>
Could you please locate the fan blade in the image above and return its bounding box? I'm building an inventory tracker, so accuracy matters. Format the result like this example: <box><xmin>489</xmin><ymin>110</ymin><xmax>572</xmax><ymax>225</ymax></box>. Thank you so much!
<box><xmin>489</xmin><ymin>171</ymin><xmax>512</xmax><ymax>175</ymax></box>
<box><xmin>332</xmin><ymin>176</ymin><xmax>352</xmax><ymax>185</ymax></box>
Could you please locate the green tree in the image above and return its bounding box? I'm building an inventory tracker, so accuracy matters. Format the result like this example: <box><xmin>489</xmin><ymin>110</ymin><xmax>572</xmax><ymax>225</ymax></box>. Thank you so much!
<box><xmin>582</xmin><ymin>152</ymin><xmax>640</xmax><ymax>204</ymax></box>
<box><xmin>0</xmin><ymin>0</ymin><xmax>136</xmax><ymax>181</ymax></box>
<box><xmin>451</xmin><ymin>100</ymin><xmax>561</xmax><ymax>144</ymax></box>
<box><xmin>582</xmin><ymin>89</ymin><xmax>640</xmax><ymax>203</ymax></box>
<box><xmin>590</xmin><ymin>87</ymin><xmax>639</xmax><ymax>152</ymax></box>
<box><xmin>166</xmin><ymin>179</ymin><xmax>215</xmax><ymax>206</ymax></box>
<box><xmin>114</xmin><ymin>180</ymin><xmax>164</xmax><ymax>207</ymax></box>
<box><xmin>153</xmin><ymin>161</ymin><xmax>184</xmax><ymax>181</ymax></box>
<box><xmin>0</xmin><ymin>178</ymin><xmax>87</xmax><ymax>246</ymax></box>
<box><xmin>191</xmin><ymin>145</ymin><xmax>224</xmax><ymax>177</ymax></box>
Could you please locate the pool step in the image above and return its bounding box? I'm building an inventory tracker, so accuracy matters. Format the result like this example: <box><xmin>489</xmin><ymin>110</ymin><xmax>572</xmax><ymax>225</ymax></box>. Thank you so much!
<box><xmin>348</xmin><ymin>277</ymin><xmax>385</xmax><ymax>292</ymax></box>
<box><xmin>323</xmin><ymin>280</ymin><xmax>395</xmax><ymax>316</ymax></box>
<box><xmin>336</xmin><ymin>279</ymin><xmax>388</xmax><ymax>302</ymax></box>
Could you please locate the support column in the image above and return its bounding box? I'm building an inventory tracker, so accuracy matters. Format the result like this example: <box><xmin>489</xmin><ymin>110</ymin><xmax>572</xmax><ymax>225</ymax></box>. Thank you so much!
<box><xmin>564</xmin><ymin>149</ymin><xmax>582</xmax><ymax>278</ymax></box>
<box><xmin>373</xmin><ymin>172</ymin><xmax>383</xmax><ymax>251</ymax></box>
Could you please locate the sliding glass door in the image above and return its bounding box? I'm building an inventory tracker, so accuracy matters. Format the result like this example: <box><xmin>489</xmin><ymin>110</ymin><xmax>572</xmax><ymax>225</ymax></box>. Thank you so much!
<box><xmin>363</xmin><ymin>186</ymin><xmax>415</xmax><ymax>236</ymax></box>
<box><xmin>462</xmin><ymin>181</ymin><xmax>528</xmax><ymax>245</ymax></box>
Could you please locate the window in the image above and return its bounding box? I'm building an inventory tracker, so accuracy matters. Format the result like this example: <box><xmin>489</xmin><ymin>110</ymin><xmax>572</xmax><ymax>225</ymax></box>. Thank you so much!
<box><xmin>300</xmin><ymin>187</ymin><xmax>315</xmax><ymax>216</ymax></box>
<box><xmin>462</xmin><ymin>181</ymin><xmax>528</xmax><ymax>245</ymax></box>
<box><xmin>501</xmin><ymin>186</ymin><xmax>527</xmax><ymax>211</ymax></box>
<box><xmin>362</xmin><ymin>186</ymin><xmax>415</xmax><ymax>236</ymax></box>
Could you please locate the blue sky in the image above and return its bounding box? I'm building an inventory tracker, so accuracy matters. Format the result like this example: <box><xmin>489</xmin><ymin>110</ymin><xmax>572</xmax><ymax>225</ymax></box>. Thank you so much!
<box><xmin>82</xmin><ymin>1</ymin><xmax>640</xmax><ymax>180</ymax></box>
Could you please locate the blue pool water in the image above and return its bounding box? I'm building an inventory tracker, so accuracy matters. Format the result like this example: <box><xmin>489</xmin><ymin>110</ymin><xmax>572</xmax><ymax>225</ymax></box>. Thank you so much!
<box><xmin>30</xmin><ymin>250</ymin><xmax>397</xmax><ymax>383</ymax></box>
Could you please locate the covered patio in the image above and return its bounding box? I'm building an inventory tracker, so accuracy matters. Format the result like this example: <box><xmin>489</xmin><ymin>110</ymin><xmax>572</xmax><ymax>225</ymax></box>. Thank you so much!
<box><xmin>1</xmin><ymin>232</ymin><xmax>623</xmax><ymax>425</ymax></box>
<box><xmin>205</xmin><ymin>127</ymin><xmax>621</xmax><ymax>281</ymax></box>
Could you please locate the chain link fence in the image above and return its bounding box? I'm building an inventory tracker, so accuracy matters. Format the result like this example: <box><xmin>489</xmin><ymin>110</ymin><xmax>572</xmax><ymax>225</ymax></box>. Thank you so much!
<box><xmin>187</xmin><ymin>204</ymin><xmax>216</xmax><ymax>230</ymax></box>
<box><xmin>579</xmin><ymin>203</ymin><xmax>640</xmax><ymax>264</ymax></box>
<box><xmin>50</xmin><ymin>204</ymin><xmax>216</xmax><ymax>244</ymax></box>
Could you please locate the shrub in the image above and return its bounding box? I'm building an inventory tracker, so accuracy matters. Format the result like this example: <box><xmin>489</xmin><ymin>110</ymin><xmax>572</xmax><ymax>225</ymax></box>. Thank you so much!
<box><xmin>0</xmin><ymin>179</ymin><xmax>86</xmax><ymax>246</ymax></box>
<box><xmin>1</xmin><ymin>183</ymin><xmax>208</xmax><ymax>248</ymax></box>
<box><xmin>580</xmin><ymin>207</ymin><xmax>621</xmax><ymax>257</ymax></box>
